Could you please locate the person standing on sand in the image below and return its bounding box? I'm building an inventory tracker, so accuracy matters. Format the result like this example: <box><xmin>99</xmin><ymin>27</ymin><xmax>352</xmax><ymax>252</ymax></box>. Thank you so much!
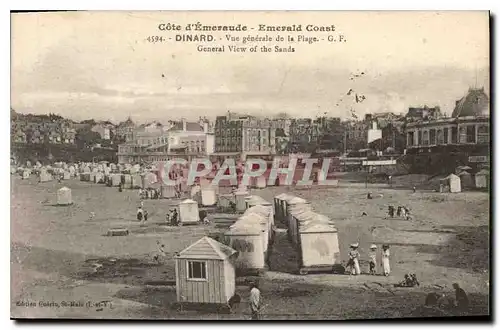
<box><xmin>249</xmin><ymin>282</ymin><xmax>261</xmax><ymax>320</ymax></box>
<box><xmin>382</xmin><ymin>244</ymin><xmax>391</xmax><ymax>276</ymax></box>
<box><xmin>348</xmin><ymin>243</ymin><xmax>361</xmax><ymax>275</ymax></box>
<box><xmin>369</xmin><ymin>244</ymin><xmax>377</xmax><ymax>275</ymax></box>
<box><xmin>388</xmin><ymin>206</ymin><xmax>394</xmax><ymax>218</ymax></box>
<box><xmin>137</xmin><ymin>206</ymin><xmax>144</xmax><ymax>222</ymax></box>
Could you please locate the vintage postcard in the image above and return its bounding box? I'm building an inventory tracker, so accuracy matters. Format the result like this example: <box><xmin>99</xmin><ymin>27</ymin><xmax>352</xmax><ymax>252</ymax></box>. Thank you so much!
<box><xmin>10</xmin><ymin>11</ymin><xmax>490</xmax><ymax>320</ymax></box>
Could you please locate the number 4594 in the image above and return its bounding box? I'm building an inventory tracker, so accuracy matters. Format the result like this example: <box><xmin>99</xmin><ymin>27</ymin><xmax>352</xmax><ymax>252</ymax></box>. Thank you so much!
<box><xmin>147</xmin><ymin>36</ymin><xmax>165</xmax><ymax>43</ymax></box>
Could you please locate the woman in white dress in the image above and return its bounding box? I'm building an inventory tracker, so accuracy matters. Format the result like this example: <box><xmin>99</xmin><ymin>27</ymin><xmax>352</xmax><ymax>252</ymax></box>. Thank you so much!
<box><xmin>382</xmin><ymin>244</ymin><xmax>391</xmax><ymax>276</ymax></box>
<box><xmin>348</xmin><ymin>243</ymin><xmax>361</xmax><ymax>275</ymax></box>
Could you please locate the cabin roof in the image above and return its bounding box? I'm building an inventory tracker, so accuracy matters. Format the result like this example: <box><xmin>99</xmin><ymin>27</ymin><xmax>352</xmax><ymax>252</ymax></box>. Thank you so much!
<box><xmin>226</xmin><ymin>221</ymin><xmax>262</xmax><ymax>235</ymax></box>
<box><xmin>245</xmin><ymin>205</ymin><xmax>272</xmax><ymax>217</ymax></box>
<box><xmin>299</xmin><ymin>221</ymin><xmax>338</xmax><ymax>234</ymax></box>
<box><xmin>176</xmin><ymin>236</ymin><xmax>237</xmax><ymax>260</ymax></box>
<box><xmin>180</xmin><ymin>198</ymin><xmax>197</xmax><ymax>204</ymax></box>
<box><xmin>287</xmin><ymin>197</ymin><xmax>307</xmax><ymax>205</ymax></box>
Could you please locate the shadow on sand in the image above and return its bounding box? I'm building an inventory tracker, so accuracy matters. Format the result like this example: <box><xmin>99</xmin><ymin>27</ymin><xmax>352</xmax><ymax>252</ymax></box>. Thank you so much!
<box><xmin>414</xmin><ymin>225</ymin><xmax>489</xmax><ymax>273</ymax></box>
<box><xmin>11</xmin><ymin>242</ymin><xmax>177</xmax><ymax>288</ymax></box>
<box><xmin>112</xmin><ymin>279</ymin><xmax>489</xmax><ymax>320</ymax></box>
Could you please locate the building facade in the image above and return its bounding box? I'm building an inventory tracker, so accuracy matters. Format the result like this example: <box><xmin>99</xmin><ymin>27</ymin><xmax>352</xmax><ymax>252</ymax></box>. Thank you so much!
<box><xmin>405</xmin><ymin>88</ymin><xmax>490</xmax><ymax>155</ymax></box>
<box><xmin>117</xmin><ymin>118</ymin><xmax>212</xmax><ymax>164</ymax></box>
<box><xmin>91</xmin><ymin>122</ymin><xmax>114</xmax><ymax>140</ymax></box>
<box><xmin>214</xmin><ymin>113</ymin><xmax>279</xmax><ymax>154</ymax></box>
<box><xmin>116</xmin><ymin>117</ymin><xmax>136</xmax><ymax>142</ymax></box>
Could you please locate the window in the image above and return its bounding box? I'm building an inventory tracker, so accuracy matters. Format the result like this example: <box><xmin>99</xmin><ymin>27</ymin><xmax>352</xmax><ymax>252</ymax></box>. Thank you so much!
<box><xmin>451</xmin><ymin>127</ymin><xmax>458</xmax><ymax>144</ymax></box>
<box><xmin>422</xmin><ymin>131</ymin><xmax>429</xmax><ymax>146</ymax></box>
<box><xmin>466</xmin><ymin>125</ymin><xmax>476</xmax><ymax>143</ymax></box>
<box><xmin>436</xmin><ymin>129</ymin><xmax>443</xmax><ymax>145</ymax></box>
<box><xmin>429</xmin><ymin>129</ymin><xmax>436</xmax><ymax>145</ymax></box>
<box><xmin>443</xmin><ymin>128</ymin><xmax>449</xmax><ymax>144</ymax></box>
<box><xmin>187</xmin><ymin>261</ymin><xmax>207</xmax><ymax>280</ymax></box>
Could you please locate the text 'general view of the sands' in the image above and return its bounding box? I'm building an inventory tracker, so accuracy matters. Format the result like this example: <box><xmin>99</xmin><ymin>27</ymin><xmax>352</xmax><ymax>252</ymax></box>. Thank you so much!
<box><xmin>147</xmin><ymin>23</ymin><xmax>347</xmax><ymax>53</ymax></box>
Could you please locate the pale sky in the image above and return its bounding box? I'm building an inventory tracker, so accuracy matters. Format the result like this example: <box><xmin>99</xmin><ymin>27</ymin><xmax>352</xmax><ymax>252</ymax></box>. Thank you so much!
<box><xmin>11</xmin><ymin>11</ymin><xmax>489</xmax><ymax>123</ymax></box>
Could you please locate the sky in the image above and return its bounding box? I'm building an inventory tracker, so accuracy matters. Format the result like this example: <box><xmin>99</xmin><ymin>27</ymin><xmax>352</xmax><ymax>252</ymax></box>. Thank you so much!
<box><xmin>11</xmin><ymin>11</ymin><xmax>490</xmax><ymax>124</ymax></box>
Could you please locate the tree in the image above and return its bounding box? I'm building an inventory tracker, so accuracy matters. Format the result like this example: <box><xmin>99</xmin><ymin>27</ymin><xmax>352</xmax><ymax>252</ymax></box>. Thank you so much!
<box><xmin>76</xmin><ymin>129</ymin><xmax>102</xmax><ymax>148</ymax></box>
<box><xmin>80</xmin><ymin>119</ymin><xmax>97</xmax><ymax>126</ymax></box>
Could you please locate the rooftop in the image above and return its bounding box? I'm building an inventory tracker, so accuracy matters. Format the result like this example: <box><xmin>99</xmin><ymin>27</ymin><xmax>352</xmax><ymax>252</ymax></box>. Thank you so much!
<box><xmin>451</xmin><ymin>87</ymin><xmax>490</xmax><ymax>118</ymax></box>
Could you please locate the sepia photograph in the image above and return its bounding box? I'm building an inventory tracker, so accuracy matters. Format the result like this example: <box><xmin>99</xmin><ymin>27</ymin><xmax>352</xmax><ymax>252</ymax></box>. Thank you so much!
<box><xmin>10</xmin><ymin>10</ymin><xmax>490</xmax><ymax>320</ymax></box>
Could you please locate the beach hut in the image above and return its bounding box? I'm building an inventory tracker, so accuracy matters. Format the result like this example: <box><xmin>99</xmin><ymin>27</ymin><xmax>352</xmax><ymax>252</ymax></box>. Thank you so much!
<box><xmin>244</xmin><ymin>195</ymin><xmax>271</xmax><ymax>210</ymax></box>
<box><xmin>161</xmin><ymin>185</ymin><xmax>176</xmax><ymax>198</ymax></box>
<box><xmin>217</xmin><ymin>193</ymin><xmax>234</xmax><ymax>210</ymax></box>
<box><xmin>296</xmin><ymin>221</ymin><xmax>341</xmax><ymax>275</ymax></box>
<box><xmin>274</xmin><ymin>193</ymin><xmax>288</xmax><ymax>224</ymax></box>
<box><xmin>291</xmin><ymin>209</ymin><xmax>318</xmax><ymax>247</ymax></box>
<box><xmin>57</xmin><ymin>187</ymin><xmax>73</xmax><ymax>206</ymax></box>
<box><xmin>279</xmin><ymin>194</ymin><xmax>296</xmax><ymax>226</ymax></box>
<box><xmin>39</xmin><ymin>170</ymin><xmax>52</xmax><ymax>182</ymax></box>
<box><xmin>179</xmin><ymin>199</ymin><xmax>200</xmax><ymax>225</ymax></box>
<box><xmin>245</xmin><ymin>204</ymin><xmax>275</xmax><ymax>246</ymax></box>
<box><xmin>63</xmin><ymin>171</ymin><xmax>71</xmax><ymax>180</ymax></box>
<box><xmin>233</xmin><ymin>190</ymin><xmax>249</xmax><ymax>213</ymax></box>
<box><xmin>122</xmin><ymin>174</ymin><xmax>133</xmax><ymax>189</ymax></box>
<box><xmin>224</xmin><ymin>220</ymin><xmax>265</xmax><ymax>274</ymax></box>
<box><xmin>111</xmin><ymin>174</ymin><xmax>122</xmax><ymax>187</ymax></box>
<box><xmin>475</xmin><ymin>169</ymin><xmax>490</xmax><ymax>189</ymax></box>
<box><xmin>142</xmin><ymin>172</ymin><xmax>158</xmax><ymax>189</ymax></box>
<box><xmin>22</xmin><ymin>170</ymin><xmax>30</xmax><ymax>180</ymax></box>
<box><xmin>239</xmin><ymin>212</ymin><xmax>269</xmax><ymax>256</ymax></box>
<box><xmin>201</xmin><ymin>186</ymin><xmax>217</xmax><ymax>206</ymax></box>
<box><xmin>458</xmin><ymin>171</ymin><xmax>474</xmax><ymax>189</ymax></box>
<box><xmin>174</xmin><ymin>236</ymin><xmax>237</xmax><ymax>306</ymax></box>
<box><xmin>286</xmin><ymin>197</ymin><xmax>310</xmax><ymax>231</ymax></box>
<box><xmin>287</xmin><ymin>204</ymin><xmax>314</xmax><ymax>246</ymax></box>
<box><xmin>131</xmin><ymin>174</ymin><xmax>143</xmax><ymax>189</ymax></box>
<box><xmin>445</xmin><ymin>173</ymin><xmax>461</xmax><ymax>193</ymax></box>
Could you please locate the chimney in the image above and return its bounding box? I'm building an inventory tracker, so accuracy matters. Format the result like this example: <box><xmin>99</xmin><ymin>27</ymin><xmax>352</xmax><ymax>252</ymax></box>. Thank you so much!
<box><xmin>203</xmin><ymin>122</ymin><xmax>209</xmax><ymax>133</ymax></box>
<box><xmin>182</xmin><ymin>118</ymin><xmax>187</xmax><ymax>131</ymax></box>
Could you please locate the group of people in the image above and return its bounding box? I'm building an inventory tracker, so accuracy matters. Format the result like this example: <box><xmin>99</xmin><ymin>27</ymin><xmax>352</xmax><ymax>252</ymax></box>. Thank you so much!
<box><xmin>388</xmin><ymin>205</ymin><xmax>411</xmax><ymax>220</ymax></box>
<box><xmin>419</xmin><ymin>283</ymin><xmax>470</xmax><ymax>316</ymax></box>
<box><xmin>395</xmin><ymin>273</ymin><xmax>420</xmax><ymax>287</ymax></box>
<box><xmin>136</xmin><ymin>205</ymin><xmax>149</xmax><ymax>223</ymax></box>
<box><xmin>166</xmin><ymin>208</ymin><xmax>179</xmax><ymax>226</ymax></box>
<box><xmin>227</xmin><ymin>281</ymin><xmax>263</xmax><ymax>320</ymax></box>
<box><xmin>347</xmin><ymin>243</ymin><xmax>391</xmax><ymax>276</ymax></box>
